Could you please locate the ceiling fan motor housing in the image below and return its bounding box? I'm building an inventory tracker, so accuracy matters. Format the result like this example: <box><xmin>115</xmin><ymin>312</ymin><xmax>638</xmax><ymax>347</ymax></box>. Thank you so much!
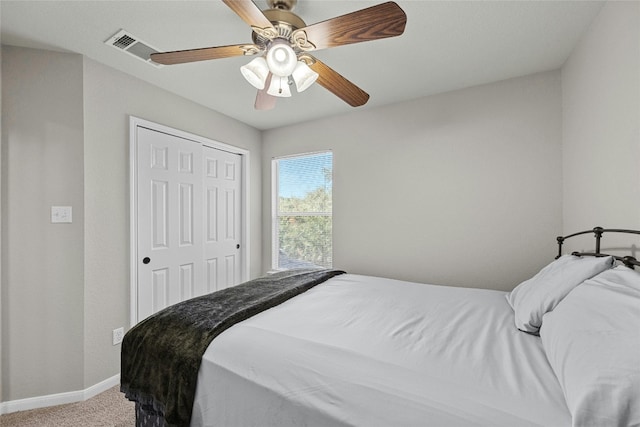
<box><xmin>251</xmin><ymin>8</ymin><xmax>306</xmax><ymax>50</ymax></box>
<box><xmin>267</xmin><ymin>0</ymin><xmax>297</xmax><ymax>11</ymax></box>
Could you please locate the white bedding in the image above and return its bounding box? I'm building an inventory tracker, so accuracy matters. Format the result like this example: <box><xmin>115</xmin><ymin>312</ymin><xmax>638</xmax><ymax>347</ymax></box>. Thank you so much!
<box><xmin>192</xmin><ymin>274</ymin><xmax>571</xmax><ymax>426</ymax></box>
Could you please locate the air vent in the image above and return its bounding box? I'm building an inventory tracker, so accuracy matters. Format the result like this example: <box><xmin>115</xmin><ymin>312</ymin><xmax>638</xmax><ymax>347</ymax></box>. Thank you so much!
<box><xmin>105</xmin><ymin>29</ymin><xmax>164</xmax><ymax>68</ymax></box>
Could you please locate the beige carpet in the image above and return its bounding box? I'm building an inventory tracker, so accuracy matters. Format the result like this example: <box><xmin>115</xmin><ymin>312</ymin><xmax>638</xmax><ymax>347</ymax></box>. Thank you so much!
<box><xmin>0</xmin><ymin>386</ymin><xmax>135</xmax><ymax>427</ymax></box>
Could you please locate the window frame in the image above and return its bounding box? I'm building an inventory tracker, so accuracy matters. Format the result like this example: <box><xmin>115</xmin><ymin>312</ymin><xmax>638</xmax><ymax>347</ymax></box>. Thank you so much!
<box><xmin>271</xmin><ymin>150</ymin><xmax>333</xmax><ymax>271</ymax></box>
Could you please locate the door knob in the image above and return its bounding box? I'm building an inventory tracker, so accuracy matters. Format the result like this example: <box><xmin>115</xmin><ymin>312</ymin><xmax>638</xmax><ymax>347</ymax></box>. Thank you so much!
<box><xmin>143</xmin><ymin>257</ymin><xmax>151</xmax><ymax>264</ymax></box>
<box><xmin>236</xmin><ymin>244</ymin><xmax>240</xmax><ymax>249</ymax></box>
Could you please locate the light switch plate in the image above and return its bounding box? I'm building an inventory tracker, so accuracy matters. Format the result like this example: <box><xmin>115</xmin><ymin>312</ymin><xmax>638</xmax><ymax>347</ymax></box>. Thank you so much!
<box><xmin>51</xmin><ymin>206</ymin><xmax>72</xmax><ymax>223</ymax></box>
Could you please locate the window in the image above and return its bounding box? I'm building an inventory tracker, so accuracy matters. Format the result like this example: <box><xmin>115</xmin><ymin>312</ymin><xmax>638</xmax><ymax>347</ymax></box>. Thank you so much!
<box><xmin>273</xmin><ymin>151</ymin><xmax>333</xmax><ymax>270</ymax></box>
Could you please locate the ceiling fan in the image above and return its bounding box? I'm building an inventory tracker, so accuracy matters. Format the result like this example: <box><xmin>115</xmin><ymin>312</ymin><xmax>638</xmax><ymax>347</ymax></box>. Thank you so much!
<box><xmin>150</xmin><ymin>0</ymin><xmax>407</xmax><ymax>110</ymax></box>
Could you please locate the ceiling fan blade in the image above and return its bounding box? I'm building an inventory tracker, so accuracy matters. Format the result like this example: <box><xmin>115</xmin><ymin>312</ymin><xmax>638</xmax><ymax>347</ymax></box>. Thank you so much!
<box><xmin>150</xmin><ymin>44</ymin><xmax>259</xmax><ymax>65</ymax></box>
<box><xmin>222</xmin><ymin>0</ymin><xmax>275</xmax><ymax>31</ymax></box>
<box><xmin>298</xmin><ymin>2</ymin><xmax>406</xmax><ymax>51</ymax></box>
<box><xmin>308</xmin><ymin>57</ymin><xmax>369</xmax><ymax>107</ymax></box>
<box><xmin>255</xmin><ymin>73</ymin><xmax>276</xmax><ymax>110</ymax></box>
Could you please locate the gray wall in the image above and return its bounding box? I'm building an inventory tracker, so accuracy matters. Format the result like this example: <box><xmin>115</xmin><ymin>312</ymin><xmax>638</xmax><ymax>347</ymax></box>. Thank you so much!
<box><xmin>2</xmin><ymin>47</ymin><xmax>85</xmax><ymax>399</ymax></box>
<box><xmin>561</xmin><ymin>1</ymin><xmax>640</xmax><ymax>243</ymax></box>
<box><xmin>1</xmin><ymin>46</ymin><xmax>262</xmax><ymax>401</ymax></box>
<box><xmin>82</xmin><ymin>58</ymin><xmax>262</xmax><ymax>388</ymax></box>
<box><xmin>263</xmin><ymin>71</ymin><xmax>563</xmax><ymax>291</ymax></box>
<box><xmin>0</xmin><ymin>43</ymin><xmax>3</xmax><ymax>404</ymax></box>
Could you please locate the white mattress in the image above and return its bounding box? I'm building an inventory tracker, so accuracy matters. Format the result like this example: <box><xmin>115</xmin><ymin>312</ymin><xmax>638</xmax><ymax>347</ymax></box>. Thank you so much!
<box><xmin>192</xmin><ymin>274</ymin><xmax>571</xmax><ymax>426</ymax></box>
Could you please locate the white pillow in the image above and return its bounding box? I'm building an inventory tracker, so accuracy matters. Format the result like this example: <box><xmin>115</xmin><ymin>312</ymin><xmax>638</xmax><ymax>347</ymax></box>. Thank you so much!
<box><xmin>540</xmin><ymin>265</ymin><xmax>640</xmax><ymax>426</ymax></box>
<box><xmin>505</xmin><ymin>255</ymin><xmax>614</xmax><ymax>333</ymax></box>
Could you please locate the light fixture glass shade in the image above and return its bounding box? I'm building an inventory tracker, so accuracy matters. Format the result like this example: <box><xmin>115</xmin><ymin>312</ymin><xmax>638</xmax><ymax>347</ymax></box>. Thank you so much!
<box><xmin>291</xmin><ymin>61</ymin><xmax>319</xmax><ymax>92</ymax></box>
<box><xmin>266</xmin><ymin>41</ymin><xmax>297</xmax><ymax>77</ymax></box>
<box><xmin>240</xmin><ymin>57</ymin><xmax>269</xmax><ymax>90</ymax></box>
<box><xmin>267</xmin><ymin>76</ymin><xmax>292</xmax><ymax>97</ymax></box>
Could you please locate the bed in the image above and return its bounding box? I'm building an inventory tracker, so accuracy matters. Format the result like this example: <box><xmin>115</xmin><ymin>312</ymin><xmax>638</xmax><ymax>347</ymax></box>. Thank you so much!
<box><xmin>122</xmin><ymin>227</ymin><xmax>640</xmax><ymax>426</ymax></box>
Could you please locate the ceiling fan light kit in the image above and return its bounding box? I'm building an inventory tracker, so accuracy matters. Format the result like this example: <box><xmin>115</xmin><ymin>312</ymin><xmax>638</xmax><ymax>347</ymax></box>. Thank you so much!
<box><xmin>242</xmin><ymin>43</ymin><xmax>318</xmax><ymax>95</ymax></box>
<box><xmin>240</xmin><ymin>56</ymin><xmax>270</xmax><ymax>89</ymax></box>
<box><xmin>150</xmin><ymin>0</ymin><xmax>407</xmax><ymax>110</ymax></box>
<box><xmin>291</xmin><ymin>60</ymin><xmax>318</xmax><ymax>92</ymax></box>
<box><xmin>265</xmin><ymin>39</ymin><xmax>297</xmax><ymax>76</ymax></box>
<box><xmin>267</xmin><ymin>75</ymin><xmax>292</xmax><ymax>97</ymax></box>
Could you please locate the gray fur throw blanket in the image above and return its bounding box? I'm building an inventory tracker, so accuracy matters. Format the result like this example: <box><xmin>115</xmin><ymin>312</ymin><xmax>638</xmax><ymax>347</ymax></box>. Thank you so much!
<box><xmin>121</xmin><ymin>268</ymin><xmax>345</xmax><ymax>426</ymax></box>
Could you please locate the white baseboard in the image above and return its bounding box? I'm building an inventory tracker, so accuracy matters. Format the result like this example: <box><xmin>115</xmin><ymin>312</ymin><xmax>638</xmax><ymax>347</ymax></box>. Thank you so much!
<box><xmin>0</xmin><ymin>374</ymin><xmax>120</xmax><ymax>415</ymax></box>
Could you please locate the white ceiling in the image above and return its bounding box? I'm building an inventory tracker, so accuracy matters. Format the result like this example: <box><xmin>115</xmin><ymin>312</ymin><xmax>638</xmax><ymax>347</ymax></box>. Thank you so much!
<box><xmin>1</xmin><ymin>0</ymin><xmax>604</xmax><ymax>130</ymax></box>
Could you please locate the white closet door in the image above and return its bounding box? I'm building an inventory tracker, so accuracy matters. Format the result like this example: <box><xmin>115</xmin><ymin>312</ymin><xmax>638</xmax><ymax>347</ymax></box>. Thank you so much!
<box><xmin>136</xmin><ymin>127</ymin><xmax>205</xmax><ymax>320</ymax></box>
<box><xmin>203</xmin><ymin>146</ymin><xmax>242</xmax><ymax>292</ymax></box>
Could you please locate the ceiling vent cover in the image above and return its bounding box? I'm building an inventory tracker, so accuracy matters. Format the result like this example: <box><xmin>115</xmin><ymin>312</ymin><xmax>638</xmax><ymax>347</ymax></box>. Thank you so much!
<box><xmin>105</xmin><ymin>29</ymin><xmax>164</xmax><ymax>68</ymax></box>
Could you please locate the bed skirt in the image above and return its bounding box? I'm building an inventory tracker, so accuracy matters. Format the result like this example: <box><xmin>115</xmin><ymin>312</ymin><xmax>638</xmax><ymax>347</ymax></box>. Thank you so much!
<box><xmin>135</xmin><ymin>402</ymin><xmax>165</xmax><ymax>427</ymax></box>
